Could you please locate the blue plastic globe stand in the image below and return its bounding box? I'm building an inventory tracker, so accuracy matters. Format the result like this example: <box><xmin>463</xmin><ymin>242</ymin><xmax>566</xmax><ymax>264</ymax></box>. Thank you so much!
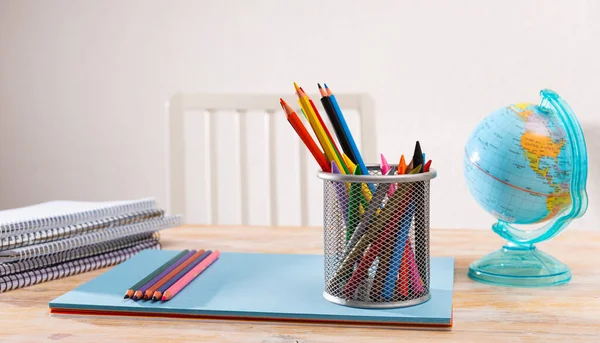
<box><xmin>467</xmin><ymin>89</ymin><xmax>588</xmax><ymax>287</ymax></box>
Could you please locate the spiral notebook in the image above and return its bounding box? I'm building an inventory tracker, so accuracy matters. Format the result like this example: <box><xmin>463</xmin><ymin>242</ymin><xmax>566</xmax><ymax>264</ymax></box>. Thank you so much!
<box><xmin>0</xmin><ymin>209</ymin><xmax>164</xmax><ymax>251</ymax></box>
<box><xmin>0</xmin><ymin>198</ymin><xmax>157</xmax><ymax>238</ymax></box>
<box><xmin>0</xmin><ymin>215</ymin><xmax>180</xmax><ymax>263</ymax></box>
<box><xmin>0</xmin><ymin>232</ymin><xmax>159</xmax><ymax>276</ymax></box>
<box><xmin>1</xmin><ymin>239</ymin><xmax>161</xmax><ymax>292</ymax></box>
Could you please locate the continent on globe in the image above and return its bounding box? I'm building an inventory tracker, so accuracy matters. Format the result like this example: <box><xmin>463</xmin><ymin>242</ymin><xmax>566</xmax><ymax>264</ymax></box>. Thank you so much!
<box><xmin>464</xmin><ymin>103</ymin><xmax>572</xmax><ymax>225</ymax></box>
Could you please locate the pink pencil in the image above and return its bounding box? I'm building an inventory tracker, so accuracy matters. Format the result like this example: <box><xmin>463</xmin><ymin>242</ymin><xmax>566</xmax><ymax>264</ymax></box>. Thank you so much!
<box><xmin>161</xmin><ymin>250</ymin><xmax>220</xmax><ymax>301</ymax></box>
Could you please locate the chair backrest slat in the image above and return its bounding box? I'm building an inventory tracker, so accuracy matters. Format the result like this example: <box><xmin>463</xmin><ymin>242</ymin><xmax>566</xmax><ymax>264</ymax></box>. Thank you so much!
<box><xmin>166</xmin><ymin>93</ymin><xmax>376</xmax><ymax>226</ymax></box>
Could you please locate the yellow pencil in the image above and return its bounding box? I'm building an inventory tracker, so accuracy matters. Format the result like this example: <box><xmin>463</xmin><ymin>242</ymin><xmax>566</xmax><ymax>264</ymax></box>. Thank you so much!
<box><xmin>294</xmin><ymin>83</ymin><xmax>346</xmax><ymax>173</ymax></box>
<box><xmin>342</xmin><ymin>154</ymin><xmax>356</xmax><ymax>174</ymax></box>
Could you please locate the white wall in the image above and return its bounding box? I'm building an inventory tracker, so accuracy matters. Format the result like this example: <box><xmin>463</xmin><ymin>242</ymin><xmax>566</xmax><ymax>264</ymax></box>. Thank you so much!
<box><xmin>1</xmin><ymin>0</ymin><xmax>598</xmax><ymax>231</ymax></box>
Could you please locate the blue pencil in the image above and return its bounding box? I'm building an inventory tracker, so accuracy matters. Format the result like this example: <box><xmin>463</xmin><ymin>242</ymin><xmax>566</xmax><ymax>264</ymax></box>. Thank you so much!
<box><xmin>324</xmin><ymin>83</ymin><xmax>375</xmax><ymax>194</ymax></box>
<box><xmin>382</xmin><ymin>201</ymin><xmax>415</xmax><ymax>300</ymax></box>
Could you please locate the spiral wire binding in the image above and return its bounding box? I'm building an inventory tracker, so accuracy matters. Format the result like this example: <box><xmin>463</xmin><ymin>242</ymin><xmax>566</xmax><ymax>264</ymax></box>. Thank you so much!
<box><xmin>0</xmin><ymin>239</ymin><xmax>161</xmax><ymax>292</ymax></box>
<box><xmin>0</xmin><ymin>198</ymin><xmax>157</xmax><ymax>238</ymax></box>
<box><xmin>0</xmin><ymin>215</ymin><xmax>180</xmax><ymax>262</ymax></box>
<box><xmin>0</xmin><ymin>232</ymin><xmax>159</xmax><ymax>276</ymax></box>
<box><xmin>0</xmin><ymin>209</ymin><xmax>164</xmax><ymax>251</ymax></box>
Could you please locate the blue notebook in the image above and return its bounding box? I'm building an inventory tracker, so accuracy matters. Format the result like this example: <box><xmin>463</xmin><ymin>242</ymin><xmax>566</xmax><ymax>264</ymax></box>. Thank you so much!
<box><xmin>49</xmin><ymin>250</ymin><xmax>455</xmax><ymax>328</ymax></box>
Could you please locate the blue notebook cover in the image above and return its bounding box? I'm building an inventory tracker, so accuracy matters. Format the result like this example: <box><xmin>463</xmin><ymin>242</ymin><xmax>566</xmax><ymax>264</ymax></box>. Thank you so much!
<box><xmin>49</xmin><ymin>250</ymin><xmax>455</xmax><ymax>328</ymax></box>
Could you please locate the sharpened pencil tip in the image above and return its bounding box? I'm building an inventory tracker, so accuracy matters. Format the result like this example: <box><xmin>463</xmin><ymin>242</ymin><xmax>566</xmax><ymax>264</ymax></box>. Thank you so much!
<box><xmin>323</xmin><ymin>83</ymin><xmax>329</xmax><ymax>89</ymax></box>
<box><xmin>124</xmin><ymin>295</ymin><xmax>129</xmax><ymax>299</ymax></box>
<box><xmin>162</xmin><ymin>296</ymin><xmax>167</xmax><ymax>301</ymax></box>
<box><xmin>293</xmin><ymin>82</ymin><xmax>300</xmax><ymax>91</ymax></box>
<box><xmin>151</xmin><ymin>296</ymin><xmax>157</xmax><ymax>301</ymax></box>
<box><xmin>317</xmin><ymin>83</ymin><xmax>322</xmax><ymax>89</ymax></box>
<box><xmin>132</xmin><ymin>296</ymin><xmax>138</xmax><ymax>301</ymax></box>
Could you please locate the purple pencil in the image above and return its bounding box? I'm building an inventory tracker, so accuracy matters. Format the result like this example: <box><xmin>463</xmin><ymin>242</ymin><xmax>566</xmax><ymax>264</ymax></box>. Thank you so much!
<box><xmin>331</xmin><ymin>161</ymin><xmax>349</xmax><ymax>225</ymax></box>
<box><xmin>132</xmin><ymin>250</ymin><xmax>196</xmax><ymax>300</ymax></box>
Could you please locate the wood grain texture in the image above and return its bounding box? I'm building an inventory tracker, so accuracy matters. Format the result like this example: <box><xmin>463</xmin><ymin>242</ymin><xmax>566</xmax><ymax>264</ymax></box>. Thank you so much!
<box><xmin>1</xmin><ymin>225</ymin><xmax>599</xmax><ymax>342</ymax></box>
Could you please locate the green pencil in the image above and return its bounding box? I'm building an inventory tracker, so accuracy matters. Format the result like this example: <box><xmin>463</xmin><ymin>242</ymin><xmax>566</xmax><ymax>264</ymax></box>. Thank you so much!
<box><xmin>346</xmin><ymin>167</ymin><xmax>363</xmax><ymax>243</ymax></box>
<box><xmin>123</xmin><ymin>250</ymin><xmax>189</xmax><ymax>299</ymax></box>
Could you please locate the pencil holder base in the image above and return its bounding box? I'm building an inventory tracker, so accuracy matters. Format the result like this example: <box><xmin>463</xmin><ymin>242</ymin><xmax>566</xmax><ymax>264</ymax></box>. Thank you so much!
<box><xmin>468</xmin><ymin>243</ymin><xmax>571</xmax><ymax>287</ymax></box>
<box><xmin>323</xmin><ymin>292</ymin><xmax>431</xmax><ymax>309</ymax></box>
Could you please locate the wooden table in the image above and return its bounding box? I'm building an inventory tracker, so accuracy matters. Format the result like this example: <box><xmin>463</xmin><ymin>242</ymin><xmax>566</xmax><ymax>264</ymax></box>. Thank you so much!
<box><xmin>1</xmin><ymin>226</ymin><xmax>599</xmax><ymax>342</ymax></box>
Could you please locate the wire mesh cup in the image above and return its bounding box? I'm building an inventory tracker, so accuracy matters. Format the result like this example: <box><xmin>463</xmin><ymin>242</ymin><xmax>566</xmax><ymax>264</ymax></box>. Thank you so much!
<box><xmin>317</xmin><ymin>165</ymin><xmax>437</xmax><ymax>308</ymax></box>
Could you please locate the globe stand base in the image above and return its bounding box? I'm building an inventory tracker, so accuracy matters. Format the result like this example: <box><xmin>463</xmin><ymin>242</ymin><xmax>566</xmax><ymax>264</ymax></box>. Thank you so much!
<box><xmin>468</xmin><ymin>243</ymin><xmax>571</xmax><ymax>287</ymax></box>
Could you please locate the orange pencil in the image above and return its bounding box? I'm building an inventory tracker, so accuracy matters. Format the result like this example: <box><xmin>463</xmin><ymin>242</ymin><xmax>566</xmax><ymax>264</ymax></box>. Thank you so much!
<box><xmin>142</xmin><ymin>250</ymin><xmax>205</xmax><ymax>299</ymax></box>
<box><xmin>398</xmin><ymin>155</ymin><xmax>407</xmax><ymax>175</ymax></box>
<box><xmin>281</xmin><ymin>99</ymin><xmax>331</xmax><ymax>172</ymax></box>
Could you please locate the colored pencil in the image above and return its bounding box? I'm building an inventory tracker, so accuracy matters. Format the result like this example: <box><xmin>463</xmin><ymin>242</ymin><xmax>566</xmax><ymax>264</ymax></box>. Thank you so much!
<box><xmin>380</xmin><ymin>154</ymin><xmax>395</xmax><ymax>197</ymax></box>
<box><xmin>143</xmin><ymin>250</ymin><xmax>206</xmax><ymax>300</ymax></box>
<box><xmin>324</xmin><ymin>83</ymin><xmax>374</xmax><ymax>193</ymax></box>
<box><xmin>398</xmin><ymin>240</ymin><xmax>411</xmax><ymax>297</ymax></box>
<box><xmin>411</xmin><ymin>141</ymin><xmax>427</xmax><ymax>282</ymax></box>
<box><xmin>319</xmin><ymin>83</ymin><xmax>358</xmax><ymax>165</ymax></box>
<box><xmin>294</xmin><ymin>83</ymin><xmax>345</xmax><ymax>173</ymax></box>
<box><xmin>124</xmin><ymin>250</ymin><xmax>189</xmax><ymax>299</ymax></box>
<box><xmin>382</xmin><ymin>164</ymin><xmax>422</xmax><ymax>300</ymax></box>
<box><xmin>152</xmin><ymin>250</ymin><xmax>211</xmax><ymax>300</ymax></box>
<box><xmin>346</xmin><ymin>166</ymin><xmax>362</xmax><ymax>243</ymax></box>
<box><xmin>163</xmin><ymin>250</ymin><xmax>221</xmax><ymax>301</ymax></box>
<box><xmin>281</xmin><ymin>99</ymin><xmax>331</xmax><ymax>173</ymax></box>
<box><xmin>299</xmin><ymin>86</ymin><xmax>346</xmax><ymax>173</ymax></box>
<box><xmin>412</xmin><ymin>142</ymin><xmax>424</xmax><ymax>175</ymax></box>
<box><xmin>342</xmin><ymin>153</ymin><xmax>356</xmax><ymax>173</ymax></box>
<box><xmin>424</xmin><ymin>159</ymin><xmax>432</xmax><ymax>172</ymax></box>
<box><xmin>331</xmin><ymin>162</ymin><xmax>349</xmax><ymax>226</ymax></box>
<box><xmin>345</xmin><ymin>167</ymin><xmax>396</xmax><ymax>254</ymax></box>
<box><xmin>132</xmin><ymin>250</ymin><xmax>196</xmax><ymax>300</ymax></box>
<box><xmin>398</xmin><ymin>155</ymin><xmax>407</xmax><ymax>175</ymax></box>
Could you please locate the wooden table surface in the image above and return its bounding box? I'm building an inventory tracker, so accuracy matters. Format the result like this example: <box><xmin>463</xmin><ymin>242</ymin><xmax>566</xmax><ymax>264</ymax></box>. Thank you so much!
<box><xmin>1</xmin><ymin>225</ymin><xmax>599</xmax><ymax>342</ymax></box>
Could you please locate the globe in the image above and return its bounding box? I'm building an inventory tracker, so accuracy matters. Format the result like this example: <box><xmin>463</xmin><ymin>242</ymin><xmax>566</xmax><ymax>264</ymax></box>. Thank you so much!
<box><xmin>464</xmin><ymin>103</ymin><xmax>571</xmax><ymax>225</ymax></box>
<box><xmin>464</xmin><ymin>89</ymin><xmax>588</xmax><ymax>287</ymax></box>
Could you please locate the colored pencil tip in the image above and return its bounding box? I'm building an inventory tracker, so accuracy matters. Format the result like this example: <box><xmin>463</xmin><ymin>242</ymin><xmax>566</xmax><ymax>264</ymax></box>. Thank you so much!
<box><xmin>324</xmin><ymin>83</ymin><xmax>329</xmax><ymax>89</ymax></box>
<box><xmin>317</xmin><ymin>83</ymin><xmax>322</xmax><ymax>89</ymax></box>
<box><xmin>124</xmin><ymin>295</ymin><xmax>129</xmax><ymax>299</ymax></box>
<box><xmin>414</xmin><ymin>141</ymin><xmax>422</xmax><ymax>156</ymax></box>
<box><xmin>161</xmin><ymin>296</ymin><xmax>167</xmax><ymax>301</ymax></box>
<box><xmin>132</xmin><ymin>296</ymin><xmax>139</xmax><ymax>301</ymax></box>
<box><xmin>151</xmin><ymin>296</ymin><xmax>157</xmax><ymax>301</ymax></box>
<box><xmin>293</xmin><ymin>82</ymin><xmax>300</xmax><ymax>91</ymax></box>
<box><xmin>331</xmin><ymin>161</ymin><xmax>341</xmax><ymax>174</ymax></box>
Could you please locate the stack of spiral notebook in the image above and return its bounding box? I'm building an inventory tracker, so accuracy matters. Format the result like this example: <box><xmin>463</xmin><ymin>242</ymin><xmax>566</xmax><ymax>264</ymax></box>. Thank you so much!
<box><xmin>0</xmin><ymin>198</ymin><xmax>180</xmax><ymax>292</ymax></box>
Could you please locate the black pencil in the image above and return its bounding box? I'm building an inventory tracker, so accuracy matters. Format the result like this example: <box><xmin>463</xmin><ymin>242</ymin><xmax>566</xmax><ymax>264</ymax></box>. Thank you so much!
<box><xmin>318</xmin><ymin>83</ymin><xmax>358</xmax><ymax>164</ymax></box>
<box><xmin>411</xmin><ymin>141</ymin><xmax>427</xmax><ymax>284</ymax></box>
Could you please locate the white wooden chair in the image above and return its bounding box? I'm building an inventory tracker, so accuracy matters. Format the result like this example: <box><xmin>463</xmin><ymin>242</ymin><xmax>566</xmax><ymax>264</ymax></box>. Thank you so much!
<box><xmin>165</xmin><ymin>93</ymin><xmax>376</xmax><ymax>226</ymax></box>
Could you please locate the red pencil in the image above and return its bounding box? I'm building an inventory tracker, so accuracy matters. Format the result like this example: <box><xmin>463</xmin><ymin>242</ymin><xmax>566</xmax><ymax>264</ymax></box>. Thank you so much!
<box><xmin>280</xmin><ymin>99</ymin><xmax>331</xmax><ymax>172</ymax></box>
<box><xmin>424</xmin><ymin>160</ymin><xmax>432</xmax><ymax>172</ymax></box>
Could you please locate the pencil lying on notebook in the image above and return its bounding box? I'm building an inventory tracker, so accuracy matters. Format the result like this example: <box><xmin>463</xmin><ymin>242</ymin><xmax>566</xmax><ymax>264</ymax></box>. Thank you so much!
<box><xmin>162</xmin><ymin>250</ymin><xmax>220</xmax><ymax>301</ymax></box>
<box><xmin>152</xmin><ymin>250</ymin><xmax>211</xmax><ymax>300</ymax></box>
<box><xmin>124</xmin><ymin>250</ymin><xmax>189</xmax><ymax>299</ymax></box>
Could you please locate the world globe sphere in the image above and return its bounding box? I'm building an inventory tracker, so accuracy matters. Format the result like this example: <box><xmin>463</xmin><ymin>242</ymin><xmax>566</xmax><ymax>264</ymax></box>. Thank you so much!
<box><xmin>464</xmin><ymin>103</ymin><xmax>572</xmax><ymax>225</ymax></box>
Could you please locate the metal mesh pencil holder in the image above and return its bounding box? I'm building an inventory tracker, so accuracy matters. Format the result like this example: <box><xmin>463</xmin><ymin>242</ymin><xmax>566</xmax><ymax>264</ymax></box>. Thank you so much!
<box><xmin>317</xmin><ymin>165</ymin><xmax>437</xmax><ymax>308</ymax></box>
